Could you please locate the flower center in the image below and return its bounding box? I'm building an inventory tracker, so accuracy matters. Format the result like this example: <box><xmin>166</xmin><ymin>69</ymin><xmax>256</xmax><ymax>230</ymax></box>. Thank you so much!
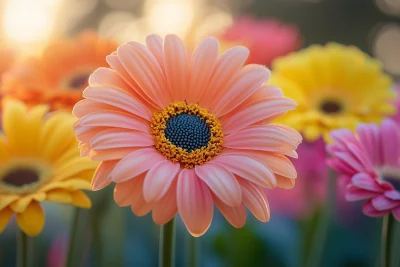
<box><xmin>320</xmin><ymin>100</ymin><xmax>342</xmax><ymax>114</ymax></box>
<box><xmin>165</xmin><ymin>113</ymin><xmax>211</xmax><ymax>152</ymax></box>
<box><xmin>2</xmin><ymin>168</ymin><xmax>40</xmax><ymax>187</ymax></box>
<box><xmin>68</xmin><ymin>72</ymin><xmax>90</xmax><ymax>89</ymax></box>
<box><xmin>151</xmin><ymin>102</ymin><xmax>224</xmax><ymax>168</ymax></box>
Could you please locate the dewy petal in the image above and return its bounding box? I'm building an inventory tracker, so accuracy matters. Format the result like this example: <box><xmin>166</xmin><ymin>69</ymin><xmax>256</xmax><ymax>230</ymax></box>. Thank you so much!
<box><xmin>186</xmin><ymin>37</ymin><xmax>219</xmax><ymax>103</ymax></box>
<box><xmin>199</xmin><ymin>46</ymin><xmax>249</xmax><ymax>109</ymax></box>
<box><xmin>213</xmin><ymin>195</ymin><xmax>246</xmax><ymax>228</ymax></box>
<box><xmin>77</xmin><ymin>111</ymin><xmax>150</xmax><ymax>133</ymax></box>
<box><xmin>212</xmin><ymin>154</ymin><xmax>277</xmax><ymax>188</ymax></box>
<box><xmin>163</xmin><ymin>34</ymin><xmax>188</xmax><ymax>101</ymax></box>
<box><xmin>83</xmin><ymin>86</ymin><xmax>153</xmax><ymax>121</ymax></box>
<box><xmin>92</xmin><ymin>160</ymin><xmax>119</xmax><ymax>190</ymax></box>
<box><xmin>143</xmin><ymin>160</ymin><xmax>180</xmax><ymax>203</ymax></box>
<box><xmin>221</xmin><ymin>96</ymin><xmax>296</xmax><ymax>134</ymax></box>
<box><xmin>90</xmin><ymin>129</ymin><xmax>154</xmax><ymax>150</ymax></box>
<box><xmin>239</xmin><ymin>179</ymin><xmax>270</xmax><ymax>222</ymax></box>
<box><xmin>211</xmin><ymin>64</ymin><xmax>271</xmax><ymax>117</ymax></box>
<box><xmin>119</xmin><ymin>42</ymin><xmax>171</xmax><ymax>107</ymax></box>
<box><xmin>177</xmin><ymin>169</ymin><xmax>213</xmax><ymax>237</ymax></box>
<box><xmin>152</xmin><ymin>181</ymin><xmax>178</xmax><ymax>225</ymax></box>
<box><xmin>16</xmin><ymin>201</ymin><xmax>45</xmax><ymax>236</ymax></box>
<box><xmin>195</xmin><ymin>163</ymin><xmax>242</xmax><ymax>207</ymax></box>
<box><xmin>114</xmin><ymin>173</ymin><xmax>145</xmax><ymax>207</ymax></box>
<box><xmin>224</xmin><ymin>125</ymin><xmax>299</xmax><ymax>156</ymax></box>
<box><xmin>111</xmin><ymin>148</ymin><xmax>165</xmax><ymax>182</ymax></box>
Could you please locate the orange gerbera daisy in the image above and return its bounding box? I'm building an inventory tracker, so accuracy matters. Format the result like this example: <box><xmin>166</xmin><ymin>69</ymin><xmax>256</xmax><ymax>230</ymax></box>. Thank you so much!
<box><xmin>0</xmin><ymin>45</ymin><xmax>16</xmax><ymax>83</ymax></box>
<box><xmin>1</xmin><ymin>30</ymin><xmax>118</xmax><ymax>111</ymax></box>
<box><xmin>73</xmin><ymin>34</ymin><xmax>302</xmax><ymax>237</ymax></box>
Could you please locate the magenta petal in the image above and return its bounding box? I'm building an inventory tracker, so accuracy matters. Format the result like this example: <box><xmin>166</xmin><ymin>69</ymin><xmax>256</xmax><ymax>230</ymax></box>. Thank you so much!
<box><xmin>384</xmin><ymin>190</ymin><xmax>400</xmax><ymax>200</ymax></box>
<box><xmin>346</xmin><ymin>186</ymin><xmax>380</xmax><ymax>201</ymax></box>
<box><xmin>351</xmin><ymin>173</ymin><xmax>384</xmax><ymax>192</ymax></box>
<box><xmin>392</xmin><ymin>207</ymin><xmax>400</xmax><ymax>221</ymax></box>
<box><xmin>362</xmin><ymin>200</ymin><xmax>389</xmax><ymax>217</ymax></box>
<box><xmin>371</xmin><ymin>195</ymin><xmax>400</xmax><ymax>211</ymax></box>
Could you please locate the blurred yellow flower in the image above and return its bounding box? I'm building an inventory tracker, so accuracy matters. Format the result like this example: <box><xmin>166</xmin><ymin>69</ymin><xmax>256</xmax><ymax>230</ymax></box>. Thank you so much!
<box><xmin>0</xmin><ymin>100</ymin><xmax>97</xmax><ymax>236</ymax></box>
<box><xmin>270</xmin><ymin>43</ymin><xmax>395</xmax><ymax>142</ymax></box>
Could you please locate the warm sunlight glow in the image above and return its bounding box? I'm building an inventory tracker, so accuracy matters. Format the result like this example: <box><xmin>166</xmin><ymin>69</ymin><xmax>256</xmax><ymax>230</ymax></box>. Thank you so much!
<box><xmin>144</xmin><ymin>0</ymin><xmax>197</xmax><ymax>38</ymax></box>
<box><xmin>3</xmin><ymin>0</ymin><xmax>60</xmax><ymax>52</ymax></box>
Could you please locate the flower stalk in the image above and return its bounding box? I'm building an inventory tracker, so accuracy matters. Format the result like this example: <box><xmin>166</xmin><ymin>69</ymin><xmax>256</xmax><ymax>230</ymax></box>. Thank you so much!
<box><xmin>16</xmin><ymin>230</ymin><xmax>29</xmax><ymax>267</ymax></box>
<box><xmin>381</xmin><ymin>214</ymin><xmax>394</xmax><ymax>267</ymax></box>
<box><xmin>159</xmin><ymin>218</ymin><xmax>176</xmax><ymax>267</ymax></box>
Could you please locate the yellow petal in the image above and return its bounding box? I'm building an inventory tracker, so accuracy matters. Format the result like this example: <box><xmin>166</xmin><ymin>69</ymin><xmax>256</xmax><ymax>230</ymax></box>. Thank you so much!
<box><xmin>16</xmin><ymin>201</ymin><xmax>45</xmax><ymax>236</ymax></box>
<box><xmin>46</xmin><ymin>189</ymin><xmax>72</xmax><ymax>204</ymax></box>
<box><xmin>71</xmin><ymin>191</ymin><xmax>92</xmax><ymax>208</ymax></box>
<box><xmin>54</xmin><ymin>157</ymin><xmax>98</xmax><ymax>181</ymax></box>
<box><xmin>10</xmin><ymin>196</ymin><xmax>33</xmax><ymax>213</ymax></box>
<box><xmin>0</xmin><ymin>207</ymin><xmax>14</xmax><ymax>233</ymax></box>
<box><xmin>0</xmin><ymin>194</ymin><xmax>19</xmax><ymax>210</ymax></box>
<box><xmin>31</xmin><ymin>192</ymin><xmax>46</xmax><ymax>202</ymax></box>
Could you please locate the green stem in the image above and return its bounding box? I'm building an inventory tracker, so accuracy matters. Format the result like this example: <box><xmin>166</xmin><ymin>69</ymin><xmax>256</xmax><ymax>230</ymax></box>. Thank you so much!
<box><xmin>304</xmin><ymin>168</ymin><xmax>336</xmax><ymax>267</ymax></box>
<box><xmin>381</xmin><ymin>214</ymin><xmax>394</xmax><ymax>267</ymax></box>
<box><xmin>16</xmin><ymin>230</ymin><xmax>28</xmax><ymax>267</ymax></box>
<box><xmin>159</xmin><ymin>218</ymin><xmax>176</xmax><ymax>267</ymax></box>
<box><xmin>188</xmin><ymin>234</ymin><xmax>198</xmax><ymax>267</ymax></box>
<box><xmin>66</xmin><ymin>207</ymin><xmax>87</xmax><ymax>267</ymax></box>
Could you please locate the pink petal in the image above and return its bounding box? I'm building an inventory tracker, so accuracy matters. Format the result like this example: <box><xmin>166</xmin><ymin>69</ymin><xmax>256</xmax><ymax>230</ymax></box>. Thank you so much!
<box><xmin>177</xmin><ymin>169</ymin><xmax>213</xmax><ymax>237</ymax></box>
<box><xmin>111</xmin><ymin>148</ymin><xmax>165</xmax><ymax>182</ymax></box>
<box><xmin>224</xmin><ymin>150</ymin><xmax>297</xmax><ymax>179</ymax></box>
<box><xmin>146</xmin><ymin>34</ymin><xmax>164</xmax><ymax>70</ymax></box>
<box><xmin>79</xmin><ymin>143</ymin><xmax>91</xmax><ymax>157</ymax></box>
<box><xmin>195</xmin><ymin>163</ymin><xmax>242</xmax><ymax>207</ymax></box>
<box><xmin>199</xmin><ymin>46</ymin><xmax>249</xmax><ymax>109</ymax></box>
<box><xmin>346</xmin><ymin>186</ymin><xmax>380</xmax><ymax>201</ymax></box>
<box><xmin>73</xmin><ymin>99</ymin><xmax>125</xmax><ymax>119</ymax></box>
<box><xmin>187</xmin><ymin>37</ymin><xmax>219</xmax><ymax>103</ymax></box>
<box><xmin>90</xmin><ymin>129</ymin><xmax>154</xmax><ymax>150</ymax></box>
<box><xmin>118</xmin><ymin>42</ymin><xmax>171</xmax><ymax>107</ymax></box>
<box><xmin>213</xmin><ymin>195</ymin><xmax>246</xmax><ymax>228</ymax></box>
<box><xmin>334</xmin><ymin>152</ymin><xmax>366</xmax><ymax>173</ymax></box>
<box><xmin>357</xmin><ymin>123</ymin><xmax>380</xmax><ymax>165</ymax></box>
<box><xmin>92</xmin><ymin>160</ymin><xmax>118</xmax><ymax>190</ymax></box>
<box><xmin>362</xmin><ymin>200</ymin><xmax>390</xmax><ymax>217</ymax></box>
<box><xmin>392</xmin><ymin>207</ymin><xmax>400</xmax><ymax>221</ymax></box>
<box><xmin>351</xmin><ymin>173</ymin><xmax>384</xmax><ymax>192</ymax></box>
<box><xmin>114</xmin><ymin>173</ymin><xmax>145</xmax><ymax>207</ymax></box>
<box><xmin>221</xmin><ymin>97</ymin><xmax>296</xmax><ymax>134</ymax></box>
<box><xmin>239</xmin><ymin>179</ymin><xmax>270</xmax><ymax>222</ymax></box>
<box><xmin>371</xmin><ymin>195</ymin><xmax>400</xmax><ymax>211</ymax></box>
<box><xmin>90</xmin><ymin>147</ymin><xmax>135</xmax><ymax>161</ymax></box>
<box><xmin>77</xmin><ymin>111</ymin><xmax>150</xmax><ymax>133</ymax></box>
<box><xmin>345</xmin><ymin>143</ymin><xmax>374</xmax><ymax>173</ymax></box>
<box><xmin>384</xmin><ymin>190</ymin><xmax>400</xmax><ymax>200</ymax></box>
<box><xmin>83</xmin><ymin>86</ymin><xmax>153</xmax><ymax>120</ymax></box>
<box><xmin>143</xmin><ymin>160</ymin><xmax>180</xmax><ymax>202</ymax></box>
<box><xmin>130</xmin><ymin>180</ymin><xmax>153</xmax><ymax>217</ymax></box>
<box><xmin>276</xmin><ymin>175</ymin><xmax>295</xmax><ymax>189</ymax></box>
<box><xmin>211</xmin><ymin>64</ymin><xmax>270</xmax><ymax>117</ymax></box>
<box><xmin>212</xmin><ymin>154</ymin><xmax>276</xmax><ymax>188</ymax></box>
<box><xmin>380</xmin><ymin>119</ymin><xmax>400</xmax><ymax>166</ymax></box>
<box><xmin>163</xmin><ymin>34</ymin><xmax>188</xmax><ymax>101</ymax></box>
<box><xmin>88</xmin><ymin>67</ymin><xmax>137</xmax><ymax>97</ymax></box>
<box><xmin>107</xmin><ymin>52</ymin><xmax>159</xmax><ymax>108</ymax></box>
<box><xmin>152</xmin><ymin>181</ymin><xmax>178</xmax><ymax>225</ymax></box>
<box><xmin>224</xmin><ymin>125</ymin><xmax>299</xmax><ymax>156</ymax></box>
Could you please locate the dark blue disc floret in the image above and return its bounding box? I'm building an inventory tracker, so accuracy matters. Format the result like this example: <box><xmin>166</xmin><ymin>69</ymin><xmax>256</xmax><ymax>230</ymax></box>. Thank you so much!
<box><xmin>164</xmin><ymin>113</ymin><xmax>211</xmax><ymax>152</ymax></box>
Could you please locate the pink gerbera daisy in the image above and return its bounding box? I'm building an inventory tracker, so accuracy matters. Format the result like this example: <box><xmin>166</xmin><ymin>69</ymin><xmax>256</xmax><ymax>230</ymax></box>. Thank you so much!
<box><xmin>73</xmin><ymin>34</ymin><xmax>302</xmax><ymax>237</ymax></box>
<box><xmin>327</xmin><ymin>119</ymin><xmax>400</xmax><ymax>220</ymax></box>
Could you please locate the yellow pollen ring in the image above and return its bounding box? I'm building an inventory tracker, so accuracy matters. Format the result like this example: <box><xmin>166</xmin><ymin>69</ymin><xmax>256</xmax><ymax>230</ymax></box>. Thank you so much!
<box><xmin>150</xmin><ymin>102</ymin><xmax>224</xmax><ymax>169</ymax></box>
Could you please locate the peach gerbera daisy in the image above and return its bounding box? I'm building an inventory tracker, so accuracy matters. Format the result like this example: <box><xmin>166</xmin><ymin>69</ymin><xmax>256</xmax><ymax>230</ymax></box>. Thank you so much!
<box><xmin>1</xmin><ymin>30</ymin><xmax>118</xmax><ymax>111</ymax></box>
<box><xmin>0</xmin><ymin>45</ymin><xmax>16</xmax><ymax>83</ymax></box>
<box><xmin>73</xmin><ymin>34</ymin><xmax>302</xmax><ymax>237</ymax></box>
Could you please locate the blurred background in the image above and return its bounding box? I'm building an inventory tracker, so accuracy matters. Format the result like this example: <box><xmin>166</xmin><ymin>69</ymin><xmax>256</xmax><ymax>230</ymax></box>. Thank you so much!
<box><xmin>0</xmin><ymin>0</ymin><xmax>400</xmax><ymax>266</ymax></box>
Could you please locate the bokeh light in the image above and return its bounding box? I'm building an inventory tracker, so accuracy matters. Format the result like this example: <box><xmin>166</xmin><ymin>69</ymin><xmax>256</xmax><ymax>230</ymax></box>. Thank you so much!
<box><xmin>2</xmin><ymin>0</ymin><xmax>61</xmax><ymax>53</ymax></box>
<box><xmin>373</xmin><ymin>23</ymin><xmax>400</xmax><ymax>76</ymax></box>
<box><xmin>375</xmin><ymin>0</ymin><xmax>400</xmax><ymax>16</ymax></box>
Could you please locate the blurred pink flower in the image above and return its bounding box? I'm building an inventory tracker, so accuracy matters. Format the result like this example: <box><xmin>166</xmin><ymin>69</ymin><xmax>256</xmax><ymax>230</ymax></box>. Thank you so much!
<box><xmin>47</xmin><ymin>236</ymin><xmax>67</xmax><ymax>267</ymax></box>
<box><xmin>327</xmin><ymin>119</ymin><xmax>400</xmax><ymax>220</ymax></box>
<box><xmin>219</xmin><ymin>17</ymin><xmax>301</xmax><ymax>66</ymax></box>
<box><xmin>267</xmin><ymin>139</ymin><xmax>327</xmax><ymax>219</ymax></box>
<box><xmin>391</xmin><ymin>83</ymin><xmax>400</xmax><ymax>123</ymax></box>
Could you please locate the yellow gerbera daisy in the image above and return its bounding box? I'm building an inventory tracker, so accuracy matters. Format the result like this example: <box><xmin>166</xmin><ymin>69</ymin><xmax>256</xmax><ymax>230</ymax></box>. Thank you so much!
<box><xmin>270</xmin><ymin>43</ymin><xmax>395</xmax><ymax>141</ymax></box>
<box><xmin>0</xmin><ymin>100</ymin><xmax>97</xmax><ymax>236</ymax></box>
